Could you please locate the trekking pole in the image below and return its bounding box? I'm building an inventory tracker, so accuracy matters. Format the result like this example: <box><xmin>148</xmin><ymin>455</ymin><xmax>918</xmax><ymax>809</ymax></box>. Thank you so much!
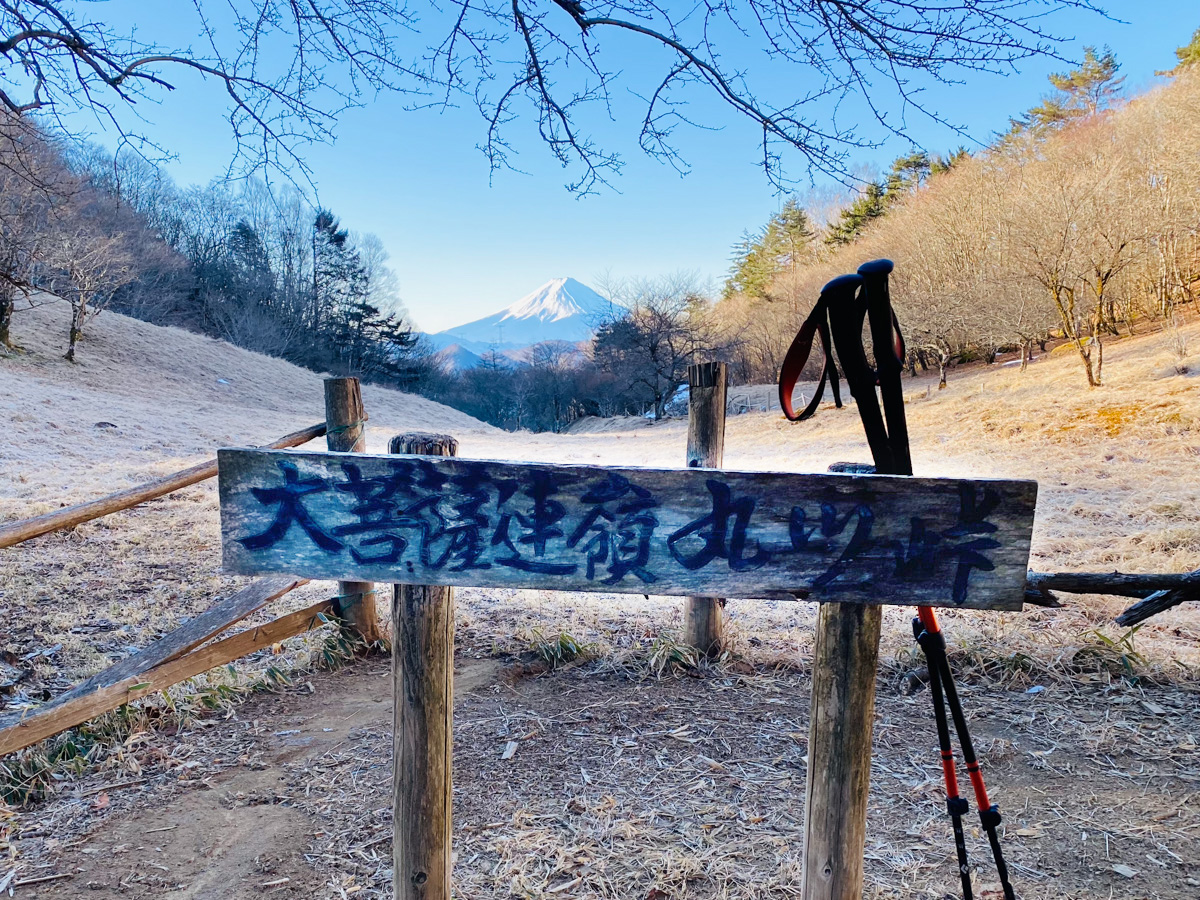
<box><xmin>856</xmin><ymin>261</ymin><xmax>1014</xmax><ymax>900</ymax></box>
<box><xmin>916</xmin><ymin>607</ymin><xmax>1017</xmax><ymax>900</ymax></box>
<box><xmin>857</xmin><ymin>259</ymin><xmax>911</xmax><ymax>475</ymax></box>
<box><xmin>823</xmin><ymin>273</ymin><xmax>896</xmax><ymax>473</ymax></box>
<box><xmin>780</xmin><ymin>262</ymin><xmax>1016</xmax><ymax>900</ymax></box>
<box><xmin>913</xmin><ymin>614</ymin><xmax>974</xmax><ymax>900</ymax></box>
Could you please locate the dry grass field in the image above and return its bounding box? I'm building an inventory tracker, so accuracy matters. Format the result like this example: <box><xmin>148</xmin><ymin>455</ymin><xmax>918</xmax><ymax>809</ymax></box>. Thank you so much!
<box><xmin>2</xmin><ymin>297</ymin><xmax>1199</xmax><ymax>898</ymax></box>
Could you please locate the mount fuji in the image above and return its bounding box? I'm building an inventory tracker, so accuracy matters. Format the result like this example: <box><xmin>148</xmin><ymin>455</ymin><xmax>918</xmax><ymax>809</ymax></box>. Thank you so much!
<box><xmin>424</xmin><ymin>278</ymin><xmax>618</xmax><ymax>368</ymax></box>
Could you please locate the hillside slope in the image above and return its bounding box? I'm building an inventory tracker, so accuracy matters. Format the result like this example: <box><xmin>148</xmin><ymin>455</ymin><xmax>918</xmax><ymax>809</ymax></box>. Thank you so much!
<box><xmin>2</xmin><ymin>297</ymin><xmax>497</xmax><ymax>512</ymax></box>
<box><xmin>1</xmin><ymin>298</ymin><xmax>1198</xmax><ymax>704</ymax></box>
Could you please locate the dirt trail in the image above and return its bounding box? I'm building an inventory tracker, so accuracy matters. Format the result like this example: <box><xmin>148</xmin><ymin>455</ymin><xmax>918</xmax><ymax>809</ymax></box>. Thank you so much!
<box><xmin>16</xmin><ymin>659</ymin><xmax>502</xmax><ymax>898</ymax></box>
<box><xmin>12</xmin><ymin>652</ymin><xmax>1200</xmax><ymax>900</ymax></box>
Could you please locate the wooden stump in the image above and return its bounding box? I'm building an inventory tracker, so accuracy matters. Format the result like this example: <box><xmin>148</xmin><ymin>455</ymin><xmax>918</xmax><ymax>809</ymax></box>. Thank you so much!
<box><xmin>324</xmin><ymin>377</ymin><xmax>383</xmax><ymax>644</ymax></box>
<box><xmin>390</xmin><ymin>432</ymin><xmax>458</xmax><ymax>900</ymax></box>
<box><xmin>683</xmin><ymin>361</ymin><xmax>727</xmax><ymax>656</ymax></box>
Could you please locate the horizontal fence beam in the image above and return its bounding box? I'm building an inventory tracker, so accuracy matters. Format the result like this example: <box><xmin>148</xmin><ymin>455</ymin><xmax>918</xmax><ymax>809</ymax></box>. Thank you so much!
<box><xmin>0</xmin><ymin>423</ymin><xmax>327</xmax><ymax>549</ymax></box>
<box><xmin>0</xmin><ymin>598</ymin><xmax>331</xmax><ymax>757</ymax></box>
<box><xmin>0</xmin><ymin>576</ymin><xmax>308</xmax><ymax>735</ymax></box>
<box><xmin>1027</xmin><ymin>568</ymin><xmax>1200</xmax><ymax>599</ymax></box>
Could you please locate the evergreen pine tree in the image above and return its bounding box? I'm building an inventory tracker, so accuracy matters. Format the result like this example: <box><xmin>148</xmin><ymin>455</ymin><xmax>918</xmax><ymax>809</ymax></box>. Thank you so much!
<box><xmin>1016</xmin><ymin>46</ymin><xmax>1124</xmax><ymax>130</ymax></box>
<box><xmin>724</xmin><ymin>197</ymin><xmax>816</xmax><ymax>299</ymax></box>
<box><xmin>883</xmin><ymin>151</ymin><xmax>932</xmax><ymax>205</ymax></box>
<box><xmin>824</xmin><ymin>181</ymin><xmax>887</xmax><ymax>247</ymax></box>
<box><xmin>1163</xmin><ymin>27</ymin><xmax>1200</xmax><ymax>73</ymax></box>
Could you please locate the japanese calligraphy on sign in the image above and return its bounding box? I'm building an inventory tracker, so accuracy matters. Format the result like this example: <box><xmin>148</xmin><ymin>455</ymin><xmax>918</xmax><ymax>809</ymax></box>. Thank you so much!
<box><xmin>218</xmin><ymin>449</ymin><xmax>1037</xmax><ymax>610</ymax></box>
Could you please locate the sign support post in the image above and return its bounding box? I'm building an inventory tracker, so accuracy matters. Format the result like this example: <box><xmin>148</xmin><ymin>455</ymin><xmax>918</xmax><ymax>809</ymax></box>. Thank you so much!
<box><xmin>389</xmin><ymin>433</ymin><xmax>458</xmax><ymax>900</ymax></box>
<box><xmin>801</xmin><ymin>601</ymin><xmax>882</xmax><ymax>899</ymax></box>
<box><xmin>683</xmin><ymin>361</ymin><xmax>727</xmax><ymax>656</ymax></box>
<box><xmin>324</xmin><ymin>376</ymin><xmax>382</xmax><ymax>644</ymax></box>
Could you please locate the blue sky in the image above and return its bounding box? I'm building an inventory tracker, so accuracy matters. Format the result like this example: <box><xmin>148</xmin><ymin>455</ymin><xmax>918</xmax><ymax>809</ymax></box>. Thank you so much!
<box><xmin>83</xmin><ymin>2</ymin><xmax>1197</xmax><ymax>332</ymax></box>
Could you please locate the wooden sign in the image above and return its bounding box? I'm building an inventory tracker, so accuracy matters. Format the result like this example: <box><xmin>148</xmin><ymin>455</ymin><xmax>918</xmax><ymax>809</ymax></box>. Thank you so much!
<box><xmin>218</xmin><ymin>449</ymin><xmax>1037</xmax><ymax>610</ymax></box>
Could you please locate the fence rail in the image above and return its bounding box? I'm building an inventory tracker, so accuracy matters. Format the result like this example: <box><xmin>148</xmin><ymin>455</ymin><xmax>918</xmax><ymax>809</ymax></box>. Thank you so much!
<box><xmin>0</xmin><ymin>422</ymin><xmax>328</xmax><ymax>550</ymax></box>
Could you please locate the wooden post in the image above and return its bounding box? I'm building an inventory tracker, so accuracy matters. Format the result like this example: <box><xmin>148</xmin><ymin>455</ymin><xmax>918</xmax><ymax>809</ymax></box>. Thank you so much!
<box><xmin>801</xmin><ymin>460</ymin><xmax>883</xmax><ymax>900</ymax></box>
<box><xmin>801</xmin><ymin>602</ymin><xmax>882</xmax><ymax>900</ymax></box>
<box><xmin>683</xmin><ymin>361</ymin><xmax>727</xmax><ymax>656</ymax></box>
<box><xmin>390</xmin><ymin>432</ymin><xmax>458</xmax><ymax>900</ymax></box>
<box><xmin>324</xmin><ymin>377</ymin><xmax>382</xmax><ymax>644</ymax></box>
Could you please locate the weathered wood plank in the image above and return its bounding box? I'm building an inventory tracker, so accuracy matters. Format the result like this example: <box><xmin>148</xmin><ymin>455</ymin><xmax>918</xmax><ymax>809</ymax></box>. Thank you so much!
<box><xmin>218</xmin><ymin>449</ymin><xmax>1037</xmax><ymax>610</ymax></box>
<box><xmin>0</xmin><ymin>576</ymin><xmax>306</xmax><ymax>734</ymax></box>
<box><xmin>0</xmin><ymin>423</ymin><xmax>327</xmax><ymax>549</ymax></box>
<box><xmin>0</xmin><ymin>601</ymin><xmax>332</xmax><ymax>757</ymax></box>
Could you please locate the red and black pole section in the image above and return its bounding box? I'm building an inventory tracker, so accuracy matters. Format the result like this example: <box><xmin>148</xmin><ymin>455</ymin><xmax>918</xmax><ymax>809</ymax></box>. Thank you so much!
<box><xmin>914</xmin><ymin>610</ymin><xmax>975</xmax><ymax>900</ymax></box>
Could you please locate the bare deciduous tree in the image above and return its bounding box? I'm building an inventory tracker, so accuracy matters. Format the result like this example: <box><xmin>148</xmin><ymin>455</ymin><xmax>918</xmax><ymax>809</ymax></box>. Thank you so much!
<box><xmin>42</xmin><ymin>193</ymin><xmax>135</xmax><ymax>361</ymax></box>
<box><xmin>595</xmin><ymin>275</ymin><xmax>722</xmax><ymax>419</ymax></box>
<box><xmin>0</xmin><ymin>1</ymin><xmax>1102</xmax><ymax>192</ymax></box>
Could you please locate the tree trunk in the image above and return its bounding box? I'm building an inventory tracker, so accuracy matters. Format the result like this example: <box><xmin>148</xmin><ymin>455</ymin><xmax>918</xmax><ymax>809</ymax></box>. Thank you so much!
<box><xmin>64</xmin><ymin>299</ymin><xmax>86</xmax><ymax>363</ymax></box>
<box><xmin>0</xmin><ymin>285</ymin><xmax>13</xmax><ymax>349</ymax></box>
<box><xmin>1050</xmin><ymin>287</ymin><xmax>1098</xmax><ymax>388</ymax></box>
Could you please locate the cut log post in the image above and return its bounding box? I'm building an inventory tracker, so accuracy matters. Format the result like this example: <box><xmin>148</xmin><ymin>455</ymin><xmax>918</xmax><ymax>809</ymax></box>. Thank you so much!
<box><xmin>800</xmin><ymin>461</ymin><xmax>884</xmax><ymax>900</ymax></box>
<box><xmin>683</xmin><ymin>361</ymin><xmax>727</xmax><ymax>656</ymax></box>
<box><xmin>324</xmin><ymin>377</ymin><xmax>382</xmax><ymax>645</ymax></box>
<box><xmin>390</xmin><ymin>432</ymin><xmax>458</xmax><ymax>900</ymax></box>
<box><xmin>0</xmin><ymin>423</ymin><xmax>326</xmax><ymax>550</ymax></box>
<box><xmin>801</xmin><ymin>601</ymin><xmax>882</xmax><ymax>900</ymax></box>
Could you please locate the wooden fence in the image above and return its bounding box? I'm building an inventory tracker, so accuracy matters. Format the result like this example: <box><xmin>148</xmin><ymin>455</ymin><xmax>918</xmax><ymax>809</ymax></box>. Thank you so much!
<box><xmin>0</xmin><ymin>378</ymin><xmax>373</xmax><ymax>755</ymax></box>
<box><xmin>1</xmin><ymin>364</ymin><xmax>1196</xmax><ymax>900</ymax></box>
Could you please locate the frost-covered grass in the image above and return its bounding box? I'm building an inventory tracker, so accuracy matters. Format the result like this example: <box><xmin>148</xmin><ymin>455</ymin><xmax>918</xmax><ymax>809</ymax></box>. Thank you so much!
<box><xmin>2</xmin><ymin>297</ymin><xmax>1199</xmax><ymax>714</ymax></box>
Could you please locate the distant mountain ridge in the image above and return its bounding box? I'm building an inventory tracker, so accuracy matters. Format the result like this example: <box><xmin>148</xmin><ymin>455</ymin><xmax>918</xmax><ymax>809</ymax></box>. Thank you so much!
<box><xmin>424</xmin><ymin>278</ymin><xmax>616</xmax><ymax>368</ymax></box>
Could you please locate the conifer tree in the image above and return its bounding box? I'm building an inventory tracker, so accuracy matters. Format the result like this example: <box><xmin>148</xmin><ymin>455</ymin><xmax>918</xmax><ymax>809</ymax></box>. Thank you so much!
<box><xmin>883</xmin><ymin>151</ymin><xmax>932</xmax><ymax>205</ymax></box>
<box><xmin>1166</xmin><ymin>28</ymin><xmax>1200</xmax><ymax>72</ymax></box>
<box><xmin>1018</xmin><ymin>46</ymin><xmax>1124</xmax><ymax>129</ymax></box>
<box><xmin>824</xmin><ymin>181</ymin><xmax>887</xmax><ymax>247</ymax></box>
<box><xmin>725</xmin><ymin>197</ymin><xmax>815</xmax><ymax>299</ymax></box>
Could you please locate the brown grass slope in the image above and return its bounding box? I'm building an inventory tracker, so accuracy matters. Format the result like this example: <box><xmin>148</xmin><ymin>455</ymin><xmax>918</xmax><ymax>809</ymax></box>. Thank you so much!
<box><xmin>1</xmin><ymin>297</ymin><xmax>1199</xmax><ymax>720</ymax></box>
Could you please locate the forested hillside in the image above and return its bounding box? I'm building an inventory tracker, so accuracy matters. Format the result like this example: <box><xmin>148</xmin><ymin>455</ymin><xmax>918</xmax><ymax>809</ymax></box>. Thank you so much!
<box><xmin>4</xmin><ymin>32</ymin><xmax>1199</xmax><ymax>434</ymax></box>
<box><xmin>0</xmin><ymin>124</ymin><xmax>426</xmax><ymax>384</ymax></box>
<box><xmin>720</xmin><ymin>44</ymin><xmax>1200</xmax><ymax>389</ymax></box>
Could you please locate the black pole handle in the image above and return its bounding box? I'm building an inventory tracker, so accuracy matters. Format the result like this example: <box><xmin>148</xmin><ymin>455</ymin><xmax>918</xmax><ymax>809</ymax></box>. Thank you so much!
<box><xmin>857</xmin><ymin>259</ymin><xmax>912</xmax><ymax>476</ymax></box>
<box><xmin>823</xmin><ymin>273</ymin><xmax>895</xmax><ymax>473</ymax></box>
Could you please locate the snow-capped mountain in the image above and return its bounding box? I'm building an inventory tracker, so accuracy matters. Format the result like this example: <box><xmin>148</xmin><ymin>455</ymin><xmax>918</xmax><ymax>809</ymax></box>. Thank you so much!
<box><xmin>424</xmin><ymin>278</ymin><xmax>616</xmax><ymax>368</ymax></box>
